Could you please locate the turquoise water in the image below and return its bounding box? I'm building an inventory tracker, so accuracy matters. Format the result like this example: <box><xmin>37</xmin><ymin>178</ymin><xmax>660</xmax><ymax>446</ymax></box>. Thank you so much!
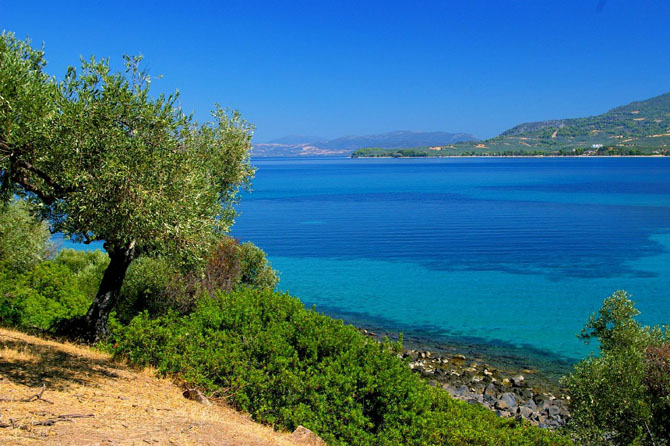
<box><xmin>232</xmin><ymin>157</ymin><xmax>670</xmax><ymax>372</ymax></box>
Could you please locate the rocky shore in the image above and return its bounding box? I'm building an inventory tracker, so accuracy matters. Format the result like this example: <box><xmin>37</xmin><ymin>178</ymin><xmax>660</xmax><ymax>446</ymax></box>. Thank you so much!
<box><xmin>359</xmin><ymin>329</ymin><xmax>570</xmax><ymax>429</ymax></box>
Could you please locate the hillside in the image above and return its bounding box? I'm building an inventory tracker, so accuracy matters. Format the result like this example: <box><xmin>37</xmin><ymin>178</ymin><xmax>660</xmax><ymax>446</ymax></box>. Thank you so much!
<box><xmin>252</xmin><ymin>130</ymin><xmax>477</xmax><ymax>156</ymax></box>
<box><xmin>0</xmin><ymin>328</ymin><xmax>319</xmax><ymax>446</ymax></box>
<box><xmin>353</xmin><ymin>93</ymin><xmax>670</xmax><ymax>157</ymax></box>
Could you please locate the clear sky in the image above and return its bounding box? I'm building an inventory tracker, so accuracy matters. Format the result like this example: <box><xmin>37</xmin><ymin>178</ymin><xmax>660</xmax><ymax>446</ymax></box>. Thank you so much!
<box><xmin>1</xmin><ymin>0</ymin><xmax>669</xmax><ymax>142</ymax></box>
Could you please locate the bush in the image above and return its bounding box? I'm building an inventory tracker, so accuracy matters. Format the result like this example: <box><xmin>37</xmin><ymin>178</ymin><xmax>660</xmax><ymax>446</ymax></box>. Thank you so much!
<box><xmin>562</xmin><ymin>290</ymin><xmax>670</xmax><ymax>445</ymax></box>
<box><xmin>0</xmin><ymin>261</ymin><xmax>91</xmax><ymax>329</ymax></box>
<box><xmin>239</xmin><ymin>242</ymin><xmax>279</xmax><ymax>290</ymax></box>
<box><xmin>116</xmin><ymin>238</ymin><xmax>278</xmax><ymax>323</ymax></box>
<box><xmin>0</xmin><ymin>200</ymin><xmax>51</xmax><ymax>275</ymax></box>
<box><xmin>116</xmin><ymin>256</ymin><xmax>192</xmax><ymax>323</ymax></box>
<box><xmin>54</xmin><ymin>249</ymin><xmax>109</xmax><ymax>299</ymax></box>
<box><xmin>201</xmin><ymin>238</ymin><xmax>278</xmax><ymax>294</ymax></box>
<box><xmin>110</xmin><ymin>288</ymin><xmax>569</xmax><ymax>446</ymax></box>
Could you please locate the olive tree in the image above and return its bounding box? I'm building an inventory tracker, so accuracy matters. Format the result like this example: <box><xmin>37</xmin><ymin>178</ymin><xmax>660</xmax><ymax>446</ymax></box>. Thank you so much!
<box><xmin>0</xmin><ymin>33</ymin><xmax>254</xmax><ymax>340</ymax></box>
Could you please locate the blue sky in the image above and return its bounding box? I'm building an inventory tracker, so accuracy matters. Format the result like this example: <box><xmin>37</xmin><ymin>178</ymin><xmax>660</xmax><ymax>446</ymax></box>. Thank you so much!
<box><xmin>2</xmin><ymin>0</ymin><xmax>669</xmax><ymax>141</ymax></box>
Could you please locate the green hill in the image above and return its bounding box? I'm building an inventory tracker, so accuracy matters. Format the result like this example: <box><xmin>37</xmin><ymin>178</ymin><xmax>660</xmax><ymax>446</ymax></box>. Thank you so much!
<box><xmin>353</xmin><ymin>93</ymin><xmax>670</xmax><ymax>157</ymax></box>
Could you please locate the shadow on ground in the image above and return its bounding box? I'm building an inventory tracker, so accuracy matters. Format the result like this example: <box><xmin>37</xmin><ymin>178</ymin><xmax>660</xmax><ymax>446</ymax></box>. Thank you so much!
<box><xmin>0</xmin><ymin>336</ymin><xmax>121</xmax><ymax>391</ymax></box>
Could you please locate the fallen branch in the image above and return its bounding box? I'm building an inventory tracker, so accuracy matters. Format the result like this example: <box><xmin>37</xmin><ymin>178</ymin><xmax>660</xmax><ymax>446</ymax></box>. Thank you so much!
<box><xmin>0</xmin><ymin>384</ymin><xmax>53</xmax><ymax>404</ymax></box>
<box><xmin>0</xmin><ymin>414</ymin><xmax>95</xmax><ymax>428</ymax></box>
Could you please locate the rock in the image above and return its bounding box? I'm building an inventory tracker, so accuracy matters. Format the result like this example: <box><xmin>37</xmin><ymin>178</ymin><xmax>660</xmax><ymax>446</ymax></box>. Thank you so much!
<box><xmin>455</xmin><ymin>385</ymin><xmax>469</xmax><ymax>396</ymax></box>
<box><xmin>462</xmin><ymin>367</ymin><xmax>478</xmax><ymax>378</ymax></box>
<box><xmin>495</xmin><ymin>399</ymin><xmax>510</xmax><ymax>411</ymax></box>
<box><xmin>501</xmin><ymin>378</ymin><xmax>511</xmax><ymax>388</ymax></box>
<box><xmin>548</xmin><ymin>404</ymin><xmax>560</xmax><ymax>417</ymax></box>
<box><xmin>499</xmin><ymin>392</ymin><xmax>517</xmax><ymax>409</ymax></box>
<box><xmin>452</xmin><ymin>354</ymin><xmax>466</xmax><ymax>360</ymax></box>
<box><xmin>516</xmin><ymin>387</ymin><xmax>532</xmax><ymax>400</ymax></box>
<box><xmin>182</xmin><ymin>388</ymin><xmax>212</xmax><ymax>406</ymax></box>
<box><xmin>483</xmin><ymin>394</ymin><xmax>497</xmax><ymax>406</ymax></box>
<box><xmin>466</xmin><ymin>394</ymin><xmax>484</xmax><ymax>405</ymax></box>
<box><xmin>471</xmin><ymin>375</ymin><xmax>483</xmax><ymax>384</ymax></box>
<box><xmin>511</xmin><ymin>375</ymin><xmax>525</xmax><ymax>386</ymax></box>
<box><xmin>471</xmin><ymin>382</ymin><xmax>486</xmax><ymax>395</ymax></box>
<box><xmin>519</xmin><ymin>406</ymin><xmax>534</xmax><ymax>419</ymax></box>
<box><xmin>484</xmin><ymin>383</ymin><xmax>497</xmax><ymax>396</ymax></box>
<box><xmin>539</xmin><ymin>399</ymin><xmax>553</xmax><ymax>413</ymax></box>
<box><xmin>523</xmin><ymin>399</ymin><xmax>538</xmax><ymax>412</ymax></box>
<box><xmin>291</xmin><ymin>425</ymin><xmax>327</xmax><ymax>446</ymax></box>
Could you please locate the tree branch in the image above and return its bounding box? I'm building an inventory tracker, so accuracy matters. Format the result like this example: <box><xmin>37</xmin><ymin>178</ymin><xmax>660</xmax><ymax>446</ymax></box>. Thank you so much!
<box><xmin>1</xmin><ymin>137</ymin><xmax>74</xmax><ymax>199</ymax></box>
<box><xmin>10</xmin><ymin>171</ymin><xmax>58</xmax><ymax>205</ymax></box>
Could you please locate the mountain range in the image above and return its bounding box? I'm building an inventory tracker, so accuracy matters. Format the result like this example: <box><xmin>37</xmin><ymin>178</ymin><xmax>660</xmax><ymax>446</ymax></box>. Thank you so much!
<box><xmin>352</xmin><ymin>92</ymin><xmax>670</xmax><ymax>157</ymax></box>
<box><xmin>445</xmin><ymin>92</ymin><xmax>670</xmax><ymax>155</ymax></box>
<box><xmin>251</xmin><ymin>131</ymin><xmax>477</xmax><ymax>157</ymax></box>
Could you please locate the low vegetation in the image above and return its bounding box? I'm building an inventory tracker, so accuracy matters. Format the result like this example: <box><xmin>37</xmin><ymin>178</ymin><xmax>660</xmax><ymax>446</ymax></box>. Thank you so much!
<box><xmin>108</xmin><ymin>289</ymin><xmax>569</xmax><ymax>446</ymax></box>
<box><xmin>562</xmin><ymin>291</ymin><xmax>670</xmax><ymax>445</ymax></box>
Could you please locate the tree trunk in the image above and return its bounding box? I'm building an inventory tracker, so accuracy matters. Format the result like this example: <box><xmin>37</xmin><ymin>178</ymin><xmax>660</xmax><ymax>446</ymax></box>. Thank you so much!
<box><xmin>82</xmin><ymin>241</ymin><xmax>135</xmax><ymax>342</ymax></box>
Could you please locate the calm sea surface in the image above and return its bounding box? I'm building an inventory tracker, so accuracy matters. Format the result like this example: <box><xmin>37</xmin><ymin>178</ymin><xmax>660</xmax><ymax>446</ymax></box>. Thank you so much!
<box><xmin>231</xmin><ymin>157</ymin><xmax>670</xmax><ymax>374</ymax></box>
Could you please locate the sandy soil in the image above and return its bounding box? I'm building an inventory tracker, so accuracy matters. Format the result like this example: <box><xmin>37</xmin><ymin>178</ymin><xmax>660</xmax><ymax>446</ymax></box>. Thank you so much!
<box><xmin>0</xmin><ymin>328</ymin><xmax>310</xmax><ymax>446</ymax></box>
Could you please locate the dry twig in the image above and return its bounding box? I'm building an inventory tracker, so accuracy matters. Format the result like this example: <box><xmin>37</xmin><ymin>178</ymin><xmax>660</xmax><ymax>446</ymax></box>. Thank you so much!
<box><xmin>0</xmin><ymin>384</ymin><xmax>53</xmax><ymax>404</ymax></box>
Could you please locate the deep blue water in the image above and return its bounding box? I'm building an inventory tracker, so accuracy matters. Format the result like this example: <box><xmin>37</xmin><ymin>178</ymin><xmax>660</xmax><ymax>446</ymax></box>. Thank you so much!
<box><xmin>231</xmin><ymin>157</ymin><xmax>670</xmax><ymax>372</ymax></box>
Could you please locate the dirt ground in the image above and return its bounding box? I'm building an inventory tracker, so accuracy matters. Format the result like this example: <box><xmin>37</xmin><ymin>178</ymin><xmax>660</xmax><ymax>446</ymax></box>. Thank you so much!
<box><xmin>0</xmin><ymin>328</ymin><xmax>314</xmax><ymax>445</ymax></box>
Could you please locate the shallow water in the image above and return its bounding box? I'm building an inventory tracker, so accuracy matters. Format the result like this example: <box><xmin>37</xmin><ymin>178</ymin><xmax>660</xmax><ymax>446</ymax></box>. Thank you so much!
<box><xmin>232</xmin><ymin>157</ymin><xmax>670</xmax><ymax>373</ymax></box>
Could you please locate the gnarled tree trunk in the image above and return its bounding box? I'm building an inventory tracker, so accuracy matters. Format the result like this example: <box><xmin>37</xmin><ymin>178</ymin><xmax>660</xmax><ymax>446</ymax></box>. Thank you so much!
<box><xmin>82</xmin><ymin>241</ymin><xmax>135</xmax><ymax>342</ymax></box>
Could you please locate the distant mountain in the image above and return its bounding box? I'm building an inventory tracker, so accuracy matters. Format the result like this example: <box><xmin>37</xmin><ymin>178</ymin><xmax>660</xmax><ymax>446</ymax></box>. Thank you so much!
<box><xmin>319</xmin><ymin>131</ymin><xmax>477</xmax><ymax>150</ymax></box>
<box><xmin>266</xmin><ymin>135</ymin><xmax>327</xmax><ymax>145</ymax></box>
<box><xmin>252</xmin><ymin>130</ymin><xmax>478</xmax><ymax>157</ymax></box>
<box><xmin>352</xmin><ymin>93</ymin><xmax>670</xmax><ymax>157</ymax></box>
<box><xmin>451</xmin><ymin>92</ymin><xmax>670</xmax><ymax>155</ymax></box>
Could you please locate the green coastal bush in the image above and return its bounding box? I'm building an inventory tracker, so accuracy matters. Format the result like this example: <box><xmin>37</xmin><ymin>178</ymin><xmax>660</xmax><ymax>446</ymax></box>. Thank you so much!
<box><xmin>563</xmin><ymin>290</ymin><xmax>670</xmax><ymax>445</ymax></box>
<box><xmin>110</xmin><ymin>288</ymin><xmax>569</xmax><ymax>446</ymax></box>
<box><xmin>0</xmin><ymin>248</ymin><xmax>108</xmax><ymax>330</ymax></box>
<box><xmin>0</xmin><ymin>261</ymin><xmax>90</xmax><ymax>329</ymax></box>
<box><xmin>116</xmin><ymin>238</ymin><xmax>278</xmax><ymax>322</ymax></box>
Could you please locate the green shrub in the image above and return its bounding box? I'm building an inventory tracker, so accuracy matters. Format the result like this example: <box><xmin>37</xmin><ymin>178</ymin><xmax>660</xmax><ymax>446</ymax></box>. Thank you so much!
<box><xmin>116</xmin><ymin>256</ymin><xmax>191</xmax><ymax>323</ymax></box>
<box><xmin>563</xmin><ymin>290</ymin><xmax>670</xmax><ymax>445</ymax></box>
<box><xmin>0</xmin><ymin>261</ymin><xmax>91</xmax><ymax>329</ymax></box>
<box><xmin>201</xmin><ymin>238</ymin><xmax>278</xmax><ymax>293</ymax></box>
<box><xmin>111</xmin><ymin>288</ymin><xmax>569</xmax><ymax>446</ymax></box>
<box><xmin>116</xmin><ymin>239</ymin><xmax>278</xmax><ymax>323</ymax></box>
<box><xmin>239</xmin><ymin>242</ymin><xmax>279</xmax><ymax>290</ymax></box>
<box><xmin>54</xmin><ymin>249</ymin><xmax>109</xmax><ymax>299</ymax></box>
<box><xmin>0</xmin><ymin>200</ymin><xmax>51</xmax><ymax>275</ymax></box>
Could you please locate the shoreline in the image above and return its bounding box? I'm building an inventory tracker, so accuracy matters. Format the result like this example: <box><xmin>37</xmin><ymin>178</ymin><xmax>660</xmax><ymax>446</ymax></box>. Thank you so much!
<box><xmin>358</xmin><ymin>327</ymin><xmax>571</xmax><ymax>428</ymax></box>
<box><xmin>356</xmin><ymin>326</ymin><xmax>573</xmax><ymax>390</ymax></box>
<box><xmin>350</xmin><ymin>155</ymin><xmax>668</xmax><ymax>159</ymax></box>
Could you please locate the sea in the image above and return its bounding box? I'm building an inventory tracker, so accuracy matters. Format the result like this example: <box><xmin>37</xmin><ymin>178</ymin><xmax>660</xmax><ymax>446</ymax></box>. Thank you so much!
<box><xmin>230</xmin><ymin>156</ymin><xmax>670</xmax><ymax>377</ymax></box>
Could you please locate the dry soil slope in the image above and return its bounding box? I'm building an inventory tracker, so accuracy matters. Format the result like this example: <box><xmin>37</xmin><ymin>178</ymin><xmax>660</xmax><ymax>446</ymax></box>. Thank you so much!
<box><xmin>0</xmin><ymin>328</ymin><xmax>319</xmax><ymax>446</ymax></box>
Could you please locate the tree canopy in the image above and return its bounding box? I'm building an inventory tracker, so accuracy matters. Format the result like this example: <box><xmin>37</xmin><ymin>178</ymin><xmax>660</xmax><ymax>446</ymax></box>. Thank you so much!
<box><xmin>0</xmin><ymin>32</ymin><xmax>255</xmax><ymax>339</ymax></box>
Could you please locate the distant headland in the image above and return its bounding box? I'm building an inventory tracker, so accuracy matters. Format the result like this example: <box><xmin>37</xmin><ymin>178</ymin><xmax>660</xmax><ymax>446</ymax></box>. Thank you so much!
<box><xmin>352</xmin><ymin>93</ymin><xmax>670</xmax><ymax>158</ymax></box>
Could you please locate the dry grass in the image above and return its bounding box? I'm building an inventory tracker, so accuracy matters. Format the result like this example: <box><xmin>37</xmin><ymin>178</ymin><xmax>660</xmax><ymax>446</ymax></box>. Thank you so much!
<box><xmin>0</xmin><ymin>328</ymin><xmax>303</xmax><ymax>446</ymax></box>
